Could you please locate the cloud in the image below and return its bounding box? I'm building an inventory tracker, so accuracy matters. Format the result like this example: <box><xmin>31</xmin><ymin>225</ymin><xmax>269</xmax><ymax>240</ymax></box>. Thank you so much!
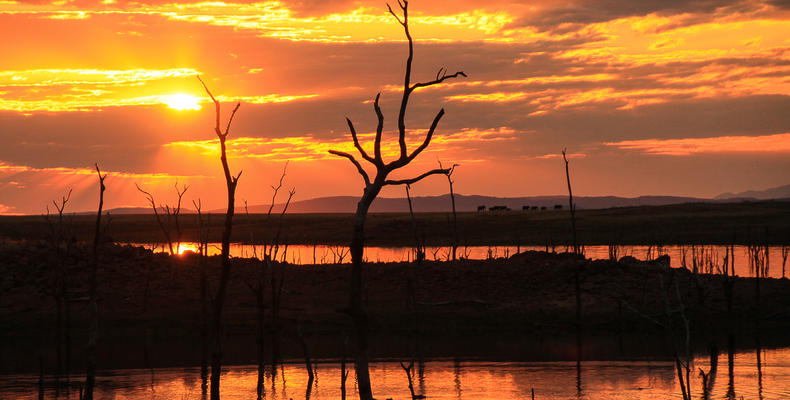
<box><xmin>0</xmin><ymin>1</ymin><xmax>517</xmax><ymax>42</ymax></box>
<box><xmin>604</xmin><ymin>133</ymin><xmax>790</xmax><ymax>155</ymax></box>
<box><xmin>510</xmin><ymin>0</ymin><xmax>769</xmax><ymax>31</ymax></box>
<box><xmin>0</xmin><ymin>68</ymin><xmax>318</xmax><ymax>111</ymax></box>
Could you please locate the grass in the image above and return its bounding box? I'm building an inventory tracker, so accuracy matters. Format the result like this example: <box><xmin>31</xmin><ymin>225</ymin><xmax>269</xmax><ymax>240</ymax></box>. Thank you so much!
<box><xmin>1</xmin><ymin>200</ymin><xmax>788</xmax><ymax>246</ymax></box>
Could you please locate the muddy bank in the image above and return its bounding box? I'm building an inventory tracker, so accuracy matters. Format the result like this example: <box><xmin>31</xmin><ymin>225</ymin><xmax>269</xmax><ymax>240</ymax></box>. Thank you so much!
<box><xmin>1</xmin><ymin>241</ymin><xmax>789</xmax><ymax>373</ymax></box>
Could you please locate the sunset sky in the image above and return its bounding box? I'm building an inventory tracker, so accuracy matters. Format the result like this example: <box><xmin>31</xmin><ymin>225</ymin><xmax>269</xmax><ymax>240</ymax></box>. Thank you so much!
<box><xmin>1</xmin><ymin>0</ymin><xmax>789</xmax><ymax>214</ymax></box>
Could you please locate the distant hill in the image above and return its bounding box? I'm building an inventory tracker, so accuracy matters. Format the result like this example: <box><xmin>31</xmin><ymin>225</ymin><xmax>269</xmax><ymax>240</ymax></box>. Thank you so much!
<box><xmin>716</xmin><ymin>183</ymin><xmax>790</xmax><ymax>200</ymax></box>
<box><xmin>216</xmin><ymin>193</ymin><xmax>756</xmax><ymax>214</ymax></box>
<box><xmin>74</xmin><ymin>193</ymin><xmax>766</xmax><ymax>215</ymax></box>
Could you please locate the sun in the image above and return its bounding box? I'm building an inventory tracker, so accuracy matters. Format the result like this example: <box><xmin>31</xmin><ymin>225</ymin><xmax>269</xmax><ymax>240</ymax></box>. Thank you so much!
<box><xmin>162</xmin><ymin>94</ymin><xmax>201</xmax><ymax>111</ymax></box>
<box><xmin>176</xmin><ymin>243</ymin><xmax>200</xmax><ymax>255</ymax></box>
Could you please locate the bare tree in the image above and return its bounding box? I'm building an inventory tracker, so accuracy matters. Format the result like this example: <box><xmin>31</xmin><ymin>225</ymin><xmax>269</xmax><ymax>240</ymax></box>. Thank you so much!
<box><xmin>44</xmin><ymin>189</ymin><xmax>73</xmax><ymax>382</ymax></box>
<box><xmin>84</xmin><ymin>164</ymin><xmax>106</xmax><ymax>400</ymax></box>
<box><xmin>198</xmin><ymin>76</ymin><xmax>242</xmax><ymax>400</ymax></box>
<box><xmin>438</xmin><ymin>161</ymin><xmax>459</xmax><ymax>260</ymax></box>
<box><xmin>328</xmin><ymin>2</ymin><xmax>465</xmax><ymax>398</ymax></box>
<box><xmin>240</xmin><ymin>162</ymin><xmax>294</xmax><ymax>397</ymax></box>
<box><xmin>136</xmin><ymin>182</ymin><xmax>189</xmax><ymax>255</ymax></box>
<box><xmin>562</xmin><ymin>149</ymin><xmax>579</xmax><ymax>254</ymax></box>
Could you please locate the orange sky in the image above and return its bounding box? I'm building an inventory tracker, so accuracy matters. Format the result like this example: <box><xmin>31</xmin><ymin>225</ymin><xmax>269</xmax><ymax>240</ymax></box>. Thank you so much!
<box><xmin>1</xmin><ymin>0</ymin><xmax>790</xmax><ymax>213</ymax></box>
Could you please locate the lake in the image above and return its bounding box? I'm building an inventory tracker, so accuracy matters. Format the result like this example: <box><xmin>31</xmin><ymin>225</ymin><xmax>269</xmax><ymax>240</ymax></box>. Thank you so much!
<box><xmin>133</xmin><ymin>242</ymin><xmax>789</xmax><ymax>279</ymax></box>
<box><xmin>4</xmin><ymin>347</ymin><xmax>790</xmax><ymax>399</ymax></box>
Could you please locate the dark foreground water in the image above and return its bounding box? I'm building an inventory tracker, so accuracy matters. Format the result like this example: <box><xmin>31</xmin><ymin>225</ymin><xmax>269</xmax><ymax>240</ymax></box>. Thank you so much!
<box><xmin>4</xmin><ymin>347</ymin><xmax>789</xmax><ymax>399</ymax></box>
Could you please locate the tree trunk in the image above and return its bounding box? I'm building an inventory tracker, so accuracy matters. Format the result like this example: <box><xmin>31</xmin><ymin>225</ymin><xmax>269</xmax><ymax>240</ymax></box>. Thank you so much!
<box><xmin>210</xmin><ymin>179</ymin><xmax>235</xmax><ymax>400</ymax></box>
<box><xmin>448</xmin><ymin>176</ymin><xmax>458</xmax><ymax>261</ymax></box>
<box><xmin>562</xmin><ymin>151</ymin><xmax>578</xmax><ymax>254</ymax></box>
<box><xmin>84</xmin><ymin>167</ymin><xmax>104</xmax><ymax>400</ymax></box>
<box><xmin>350</xmin><ymin>182</ymin><xmax>381</xmax><ymax>400</ymax></box>
<box><xmin>200</xmin><ymin>249</ymin><xmax>209</xmax><ymax>393</ymax></box>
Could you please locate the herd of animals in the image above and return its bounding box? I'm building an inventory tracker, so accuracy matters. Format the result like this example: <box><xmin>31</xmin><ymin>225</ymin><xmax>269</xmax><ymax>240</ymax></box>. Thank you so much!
<box><xmin>478</xmin><ymin>204</ymin><xmax>564</xmax><ymax>212</ymax></box>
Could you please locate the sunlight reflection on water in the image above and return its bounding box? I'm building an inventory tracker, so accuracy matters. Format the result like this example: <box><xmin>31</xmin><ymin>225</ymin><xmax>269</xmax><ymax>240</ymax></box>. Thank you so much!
<box><xmin>4</xmin><ymin>348</ymin><xmax>790</xmax><ymax>399</ymax></box>
<box><xmin>135</xmin><ymin>242</ymin><xmax>789</xmax><ymax>279</ymax></box>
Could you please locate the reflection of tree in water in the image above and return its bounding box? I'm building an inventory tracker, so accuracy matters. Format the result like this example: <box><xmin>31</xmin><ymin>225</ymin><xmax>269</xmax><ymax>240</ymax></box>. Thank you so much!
<box><xmin>453</xmin><ymin>358</ymin><xmax>462</xmax><ymax>399</ymax></box>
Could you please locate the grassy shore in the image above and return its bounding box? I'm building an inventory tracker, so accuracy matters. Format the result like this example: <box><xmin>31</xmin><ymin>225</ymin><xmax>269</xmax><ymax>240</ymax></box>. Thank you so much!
<box><xmin>1</xmin><ymin>200</ymin><xmax>789</xmax><ymax>246</ymax></box>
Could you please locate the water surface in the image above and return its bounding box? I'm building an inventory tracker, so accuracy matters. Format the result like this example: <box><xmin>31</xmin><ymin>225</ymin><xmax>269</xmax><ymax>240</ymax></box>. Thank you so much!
<box><xmin>7</xmin><ymin>347</ymin><xmax>790</xmax><ymax>399</ymax></box>
<box><xmin>136</xmin><ymin>242</ymin><xmax>789</xmax><ymax>279</ymax></box>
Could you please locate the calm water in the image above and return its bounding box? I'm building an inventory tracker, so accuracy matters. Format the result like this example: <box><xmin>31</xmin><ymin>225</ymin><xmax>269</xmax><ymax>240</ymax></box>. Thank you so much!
<box><xmin>5</xmin><ymin>347</ymin><xmax>790</xmax><ymax>399</ymax></box>
<box><xmin>135</xmin><ymin>242</ymin><xmax>790</xmax><ymax>279</ymax></box>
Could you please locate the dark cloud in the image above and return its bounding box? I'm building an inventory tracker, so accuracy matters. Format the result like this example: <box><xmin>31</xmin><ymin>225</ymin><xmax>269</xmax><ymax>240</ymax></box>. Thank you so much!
<box><xmin>512</xmin><ymin>0</ymin><xmax>762</xmax><ymax>31</ymax></box>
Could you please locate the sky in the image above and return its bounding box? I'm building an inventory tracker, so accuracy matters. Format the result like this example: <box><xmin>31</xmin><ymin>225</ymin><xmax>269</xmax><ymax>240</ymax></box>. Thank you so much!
<box><xmin>1</xmin><ymin>0</ymin><xmax>789</xmax><ymax>214</ymax></box>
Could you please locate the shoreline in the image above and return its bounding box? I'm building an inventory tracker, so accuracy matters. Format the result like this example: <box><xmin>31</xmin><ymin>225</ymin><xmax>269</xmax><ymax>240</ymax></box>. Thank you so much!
<box><xmin>2</xmin><ymin>241</ymin><xmax>789</xmax><ymax>374</ymax></box>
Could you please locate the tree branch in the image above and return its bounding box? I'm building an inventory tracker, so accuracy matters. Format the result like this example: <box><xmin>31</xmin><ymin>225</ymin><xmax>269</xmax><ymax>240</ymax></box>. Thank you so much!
<box><xmin>386</xmin><ymin>2</ymin><xmax>406</xmax><ymax>26</ymax></box>
<box><xmin>404</xmin><ymin>108</ymin><xmax>444</xmax><ymax>163</ymax></box>
<box><xmin>197</xmin><ymin>75</ymin><xmax>221</xmax><ymax>137</ymax></box>
<box><xmin>438</xmin><ymin>160</ymin><xmax>459</xmax><ymax>181</ymax></box>
<box><xmin>347</xmin><ymin>117</ymin><xmax>374</xmax><ymax>164</ymax></box>
<box><xmin>411</xmin><ymin>70</ymin><xmax>467</xmax><ymax>91</ymax></box>
<box><xmin>384</xmin><ymin>168</ymin><xmax>449</xmax><ymax>186</ymax></box>
<box><xmin>225</xmin><ymin>103</ymin><xmax>241</xmax><ymax>137</ymax></box>
<box><xmin>391</xmin><ymin>0</ymin><xmax>413</xmax><ymax>160</ymax></box>
<box><xmin>329</xmin><ymin>150</ymin><xmax>371</xmax><ymax>186</ymax></box>
<box><xmin>373</xmin><ymin>93</ymin><xmax>384</xmax><ymax>163</ymax></box>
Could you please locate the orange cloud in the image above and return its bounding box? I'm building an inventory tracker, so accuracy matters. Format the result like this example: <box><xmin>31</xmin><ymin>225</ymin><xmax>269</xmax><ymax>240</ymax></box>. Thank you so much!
<box><xmin>0</xmin><ymin>68</ymin><xmax>317</xmax><ymax>111</ymax></box>
<box><xmin>0</xmin><ymin>161</ymin><xmax>207</xmax><ymax>181</ymax></box>
<box><xmin>165</xmin><ymin>126</ymin><xmax>518</xmax><ymax>163</ymax></box>
<box><xmin>604</xmin><ymin>133</ymin><xmax>790</xmax><ymax>155</ymax></box>
<box><xmin>0</xmin><ymin>204</ymin><xmax>17</xmax><ymax>215</ymax></box>
<box><xmin>0</xmin><ymin>1</ymin><xmax>517</xmax><ymax>42</ymax></box>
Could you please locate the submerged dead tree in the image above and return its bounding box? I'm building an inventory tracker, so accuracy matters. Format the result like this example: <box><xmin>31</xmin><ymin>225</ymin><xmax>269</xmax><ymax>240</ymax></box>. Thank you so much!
<box><xmin>328</xmin><ymin>2</ymin><xmax>466</xmax><ymax>398</ymax></box>
<box><xmin>84</xmin><ymin>164</ymin><xmax>106</xmax><ymax>400</ymax></box>
<box><xmin>44</xmin><ymin>188</ymin><xmax>73</xmax><ymax>383</ymax></box>
<box><xmin>199</xmin><ymin>76</ymin><xmax>242</xmax><ymax>400</ymax></box>
<box><xmin>562</xmin><ymin>149</ymin><xmax>579</xmax><ymax>254</ymax></box>
<box><xmin>135</xmin><ymin>182</ymin><xmax>189</xmax><ymax>254</ymax></box>
<box><xmin>439</xmin><ymin>161</ymin><xmax>459</xmax><ymax>260</ymax></box>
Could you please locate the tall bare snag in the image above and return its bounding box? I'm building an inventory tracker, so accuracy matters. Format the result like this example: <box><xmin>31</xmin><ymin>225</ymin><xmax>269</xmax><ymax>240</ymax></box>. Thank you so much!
<box><xmin>562</xmin><ymin>149</ymin><xmax>578</xmax><ymax>254</ymax></box>
<box><xmin>198</xmin><ymin>76</ymin><xmax>242</xmax><ymax>400</ymax></box>
<box><xmin>328</xmin><ymin>2</ymin><xmax>465</xmax><ymax>398</ymax></box>
<box><xmin>84</xmin><ymin>164</ymin><xmax>106</xmax><ymax>400</ymax></box>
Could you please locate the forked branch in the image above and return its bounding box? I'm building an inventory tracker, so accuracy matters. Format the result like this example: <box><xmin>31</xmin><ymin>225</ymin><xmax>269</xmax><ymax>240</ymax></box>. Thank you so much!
<box><xmin>329</xmin><ymin>150</ymin><xmax>371</xmax><ymax>186</ymax></box>
<box><xmin>198</xmin><ymin>75</ymin><xmax>242</xmax><ymax>186</ymax></box>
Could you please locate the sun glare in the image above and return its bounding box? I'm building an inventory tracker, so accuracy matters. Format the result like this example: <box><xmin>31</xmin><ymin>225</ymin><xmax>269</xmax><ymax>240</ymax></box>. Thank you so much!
<box><xmin>163</xmin><ymin>94</ymin><xmax>201</xmax><ymax>111</ymax></box>
<box><xmin>176</xmin><ymin>243</ymin><xmax>200</xmax><ymax>255</ymax></box>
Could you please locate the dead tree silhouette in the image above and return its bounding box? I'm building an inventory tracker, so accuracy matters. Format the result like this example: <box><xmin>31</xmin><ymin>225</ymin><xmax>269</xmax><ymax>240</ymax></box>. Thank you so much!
<box><xmin>328</xmin><ymin>2</ymin><xmax>466</xmax><ymax>398</ymax></box>
<box><xmin>198</xmin><ymin>76</ymin><xmax>242</xmax><ymax>400</ymax></box>
<box><xmin>44</xmin><ymin>188</ymin><xmax>73</xmax><ymax>383</ymax></box>
<box><xmin>438</xmin><ymin>160</ymin><xmax>459</xmax><ymax>260</ymax></box>
<box><xmin>84</xmin><ymin>164</ymin><xmax>106</xmax><ymax>400</ymax></box>
<box><xmin>562</xmin><ymin>149</ymin><xmax>579</xmax><ymax>254</ymax></box>
<box><xmin>135</xmin><ymin>181</ymin><xmax>189</xmax><ymax>255</ymax></box>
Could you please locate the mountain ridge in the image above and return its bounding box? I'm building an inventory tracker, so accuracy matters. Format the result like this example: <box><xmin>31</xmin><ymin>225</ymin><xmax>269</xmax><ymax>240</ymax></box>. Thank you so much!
<box><xmin>716</xmin><ymin>183</ymin><xmax>790</xmax><ymax>200</ymax></box>
<box><xmin>83</xmin><ymin>193</ymin><xmax>772</xmax><ymax>215</ymax></box>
